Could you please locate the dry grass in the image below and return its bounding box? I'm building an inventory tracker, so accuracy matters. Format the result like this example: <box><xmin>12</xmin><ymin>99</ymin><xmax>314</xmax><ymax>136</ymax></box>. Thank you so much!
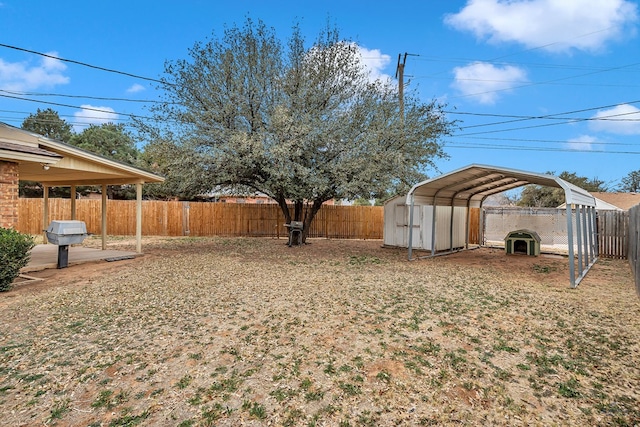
<box><xmin>1</xmin><ymin>237</ymin><xmax>639</xmax><ymax>426</ymax></box>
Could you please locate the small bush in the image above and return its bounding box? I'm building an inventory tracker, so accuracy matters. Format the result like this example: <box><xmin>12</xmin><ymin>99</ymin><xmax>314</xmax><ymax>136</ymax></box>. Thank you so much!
<box><xmin>0</xmin><ymin>228</ymin><xmax>35</xmax><ymax>292</ymax></box>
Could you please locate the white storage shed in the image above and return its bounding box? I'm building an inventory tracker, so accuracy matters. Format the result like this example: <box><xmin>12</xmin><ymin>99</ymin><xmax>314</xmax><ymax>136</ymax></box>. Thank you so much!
<box><xmin>383</xmin><ymin>195</ymin><xmax>467</xmax><ymax>251</ymax></box>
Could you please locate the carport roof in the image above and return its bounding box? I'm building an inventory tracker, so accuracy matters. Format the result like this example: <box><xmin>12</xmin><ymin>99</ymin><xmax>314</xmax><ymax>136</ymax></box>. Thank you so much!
<box><xmin>406</xmin><ymin>164</ymin><xmax>596</xmax><ymax>208</ymax></box>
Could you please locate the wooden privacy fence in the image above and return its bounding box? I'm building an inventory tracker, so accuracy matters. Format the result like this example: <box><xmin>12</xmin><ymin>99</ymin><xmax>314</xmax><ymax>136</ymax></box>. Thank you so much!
<box><xmin>17</xmin><ymin>198</ymin><xmax>384</xmax><ymax>240</ymax></box>
<box><xmin>16</xmin><ymin>199</ymin><xmax>630</xmax><ymax>257</ymax></box>
<box><xmin>597</xmin><ymin>210</ymin><xmax>628</xmax><ymax>259</ymax></box>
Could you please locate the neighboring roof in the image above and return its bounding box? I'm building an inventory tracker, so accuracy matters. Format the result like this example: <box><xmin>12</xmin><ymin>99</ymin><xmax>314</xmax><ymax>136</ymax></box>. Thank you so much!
<box><xmin>559</xmin><ymin>196</ymin><xmax>620</xmax><ymax>211</ymax></box>
<box><xmin>590</xmin><ymin>192</ymin><xmax>640</xmax><ymax>211</ymax></box>
<box><xmin>0</xmin><ymin>122</ymin><xmax>164</xmax><ymax>186</ymax></box>
<box><xmin>406</xmin><ymin>164</ymin><xmax>596</xmax><ymax>208</ymax></box>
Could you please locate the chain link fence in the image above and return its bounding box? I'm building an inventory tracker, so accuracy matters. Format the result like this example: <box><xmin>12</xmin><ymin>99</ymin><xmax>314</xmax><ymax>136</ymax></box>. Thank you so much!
<box><xmin>483</xmin><ymin>207</ymin><xmax>576</xmax><ymax>253</ymax></box>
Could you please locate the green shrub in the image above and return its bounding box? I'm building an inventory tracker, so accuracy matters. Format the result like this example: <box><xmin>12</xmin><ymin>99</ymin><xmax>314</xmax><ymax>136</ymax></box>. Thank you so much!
<box><xmin>0</xmin><ymin>228</ymin><xmax>35</xmax><ymax>292</ymax></box>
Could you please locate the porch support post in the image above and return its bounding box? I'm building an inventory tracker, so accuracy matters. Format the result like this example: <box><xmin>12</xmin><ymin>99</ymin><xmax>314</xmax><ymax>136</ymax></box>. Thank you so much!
<box><xmin>70</xmin><ymin>185</ymin><xmax>76</xmax><ymax>220</ymax></box>
<box><xmin>136</xmin><ymin>183</ymin><xmax>142</xmax><ymax>254</ymax></box>
<box><xmin>101</xmin><ymin>184</ymin><xmax>107</xmax><ymax>251</ymax></box>
<box><xmin>43</xmin><ymin>185</ymin><xmax>49</xmax><ymax>243</ymax></box>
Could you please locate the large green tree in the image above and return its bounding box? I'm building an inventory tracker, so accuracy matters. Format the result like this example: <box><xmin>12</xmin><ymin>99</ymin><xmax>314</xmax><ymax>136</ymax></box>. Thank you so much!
<box><xmin>70</xmin><ymin>123</ymin><xmax>139</xmax><ymax>165</ymax></box>
<box><xmin>21</xmin><ymin>108</ymin><xmax>73</xmax><ymax>142</ymax></box>
<box><xmin>518</xmin><ymin>171</ymin><xmax>608</xmax><ymax>207</ymax></box>
<box><xmin>20</xmin><ymin>109</ymin><xmax>75</xmax><ymax>197</ymax></box>
<box><xmin>142</xmin><ymin>19</ymin><xmax>454</xmax><ymax>241</ymax></box>
<box><xmin>138</xmin><ymin>138</ymin><xmax>211</xmax><ymax>200</ymax></box>
<box><xmin>70</xmin><ymin>123</ymin><xmax>141</xmax><ymax>199</ymax></box>
<box><xmin>619</xmin><ymin>170</ymin><xmax>640</xmax><ymax>192</ymax></box>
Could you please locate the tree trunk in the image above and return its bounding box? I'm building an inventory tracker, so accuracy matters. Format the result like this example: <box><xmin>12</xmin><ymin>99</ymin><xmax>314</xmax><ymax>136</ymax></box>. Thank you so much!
<box><xmin>276</xmin><ymin>195</ymin><xmax>291</xmax><ymax>224</ymax></box>
<box><xmin>275</xmin><ymin>197</ymin><xmax>325</xmax><ymax>245</ymax></box>
<box><xmin>301</xmin><ymin>199</ymin><xmax>324</xmax><ymax>243</ymax></box>
<box><xmin>293</xmin><ymin>201</ymin><xmax>303</xmax><ymax>222</ymax></box>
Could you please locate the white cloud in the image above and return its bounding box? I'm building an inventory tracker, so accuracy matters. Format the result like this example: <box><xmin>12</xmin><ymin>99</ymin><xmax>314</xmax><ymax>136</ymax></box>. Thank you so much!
<box><xmin>451</xmin><ymin>61</ymin><xmax>528</xmax><ymax>104</ymax></box>
<box><xmin>126</xmin><ymin>83</ymin><xmax>145</xmax><ymax>93</ymax></box>
<box><xmin>589</xmin><ymin>104</ymin><xmax>640</xmax><ymax>135</ymax></box>
<box><xmin>73</xmin><ymin>105</ymin><xmax>118</xmax><ymax>132</ymax></box>
<box><xmin>0</xmin><ymin>52</ymin><xmax>69</xmax><ymax>91</ymax></box>
<box><xmin>356</xmin><ymin>46</ymin><xmax>393</xmax><ymax>83</ymax></box>
<box><xmin>444</xmin><ymin>0</ymin><xmax>638</xmax><ymax>53</ymax></box>
<box><xmin>566</xmin><ymin>134</ymin><xmax>596</xmax><ymax>151</ymax></box>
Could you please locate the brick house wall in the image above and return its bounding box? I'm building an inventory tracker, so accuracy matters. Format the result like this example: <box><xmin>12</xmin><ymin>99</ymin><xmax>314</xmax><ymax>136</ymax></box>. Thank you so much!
<box><xmin>0</xmin><ymin>160</ymin><xmax>19</xmax><ymax>229</ymax></box>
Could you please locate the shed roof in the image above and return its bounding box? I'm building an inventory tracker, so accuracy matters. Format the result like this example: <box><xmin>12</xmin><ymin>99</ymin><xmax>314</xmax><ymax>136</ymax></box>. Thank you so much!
<box><xmin>407</xmin><ymin>164</ymin><xmax>596</xmax><ymax>208</ymax></box>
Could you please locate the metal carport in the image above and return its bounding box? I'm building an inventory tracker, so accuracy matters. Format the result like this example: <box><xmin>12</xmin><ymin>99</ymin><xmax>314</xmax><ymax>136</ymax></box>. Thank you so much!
<box><xmin>405</xmin><ymin>164</ymin><xmax>597</xmax><ymax>288</ymax></box>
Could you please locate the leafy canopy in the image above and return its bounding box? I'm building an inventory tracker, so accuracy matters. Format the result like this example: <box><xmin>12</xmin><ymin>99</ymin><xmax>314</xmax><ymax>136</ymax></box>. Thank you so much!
<box><xmin>21</xmin><ymin>108</ymin><xmax>73</xmax><ymax>143</ymax></box>
<box><xmin>142</xmin><ymin>18</ymin><xmax>454</xmax><ymax>237</ymax></box>
<box><xmin>70</xmin><ymin>123</ymin><xmax>139</xmax><ymax>165</ymax></box>
<box><xmin>518</xmin><ymin>171</ymin><xmax>608</xmax><ymax>207</ymax></box>
<box><xmin>619</xmin><ymin>170</ymin><xmax>640</xmax><ymax>192</ymax></box>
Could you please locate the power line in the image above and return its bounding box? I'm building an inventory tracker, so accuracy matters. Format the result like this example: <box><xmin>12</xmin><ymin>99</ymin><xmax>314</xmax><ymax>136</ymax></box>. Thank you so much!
<box><xmin>0</xmin><ymin>43</ymin><xmax>171</xmax><ymax>86</ymax></box>
<box><xmin>444</xmin><ymin>141</ymin><xmax>640</xmax><ymax>155</ymax></box>
<box><xmin>0</xmin><ymin>93</ymin><xmax>158</xmax><ymax>122</ymax></box>
<box><xmin>447</xmin><ymin>100</ymin><xmax>640</xmax><ymax>133</ymax></box>
<box><xmin>0</xmin><ymin>89</ymin><xmax>164</xmax><ymax>104</ymax></box>
<box><xmin>455</xmin><ymin>135</ymin><xmax>640</xmax><ymax>147</ymax></box>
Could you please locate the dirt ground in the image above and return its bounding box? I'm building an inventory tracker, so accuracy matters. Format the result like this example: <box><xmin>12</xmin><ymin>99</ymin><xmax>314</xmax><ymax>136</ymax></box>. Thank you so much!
<box><xmin>1</xmin><ymin>237</ymin><xmax>639</xmax><ymax>426</ymax></box>
<box><xmin>10</xmin><ymin>239</ymin><xmax>574</xmax><ymax>299</ymax></box>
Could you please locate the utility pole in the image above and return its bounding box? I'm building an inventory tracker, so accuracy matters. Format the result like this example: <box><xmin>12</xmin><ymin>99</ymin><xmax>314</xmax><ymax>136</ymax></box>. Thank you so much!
<box><xmin>395</xmin><ymin>53</ymin><xmax>407</xmax><ymax>119</ymax></box>
<box><xmin>395</xmin><ymin>52</ymin><xmax>418</xmax><ymax>120</ymax></box>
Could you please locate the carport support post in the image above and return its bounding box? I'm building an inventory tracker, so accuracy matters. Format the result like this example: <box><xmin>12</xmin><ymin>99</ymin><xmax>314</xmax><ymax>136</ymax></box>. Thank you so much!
<box><xmin>576</xmin><ymin>204</ymin><xmax>584</xmax><ymax>275</ymax></box>
<box><xmin>408</xmin><ymin>195</ymin><xmax>414</xmax><ymax>260</ymax></box>
<box><xmin>566</xmin><ymin>203</ymin><xmax>576</xmax><ymax>288</ymax></box>
<box><xmin>449</xmin><ymin>205</ymin><xmax>455</xmax><ymax>252</ymax></box>
<box><xmin>431</xmin><ymin>204</ymin><xmax>437</xmax><ymax>257</ymax></box>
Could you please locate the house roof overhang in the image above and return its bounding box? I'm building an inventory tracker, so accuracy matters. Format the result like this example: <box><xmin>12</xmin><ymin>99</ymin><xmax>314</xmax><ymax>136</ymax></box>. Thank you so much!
<box><xmin>406</xmin><ymin>164</ymin><xmax>596</xmax><ymax>208</ymax></box>
<box><xmin>0</xmin><ymin>122</ymin><xmax>164</xmax><ymax>186</ymax></box>
<box><xmin>0</xmin><ymin>140</ymin><xmax>62</xmax><ymax>165</ymax></box>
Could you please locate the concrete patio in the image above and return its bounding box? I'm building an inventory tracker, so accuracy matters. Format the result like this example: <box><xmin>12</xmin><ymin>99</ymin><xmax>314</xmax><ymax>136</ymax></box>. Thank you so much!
<box><xmin>23</xmin><ymin>244</ymin><xmax>140</xmax><ymax>273</ymax></box>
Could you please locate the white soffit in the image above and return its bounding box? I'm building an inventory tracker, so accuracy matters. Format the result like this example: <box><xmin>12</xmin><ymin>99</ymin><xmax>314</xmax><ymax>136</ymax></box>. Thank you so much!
<box><xmin>406</xmin><ymin>164</ymin><xmax>596</xmax><ymax>208</ymax></box>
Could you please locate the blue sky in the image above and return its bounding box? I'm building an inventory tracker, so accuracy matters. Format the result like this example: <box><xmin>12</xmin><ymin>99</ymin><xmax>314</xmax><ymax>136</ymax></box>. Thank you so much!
<box><xmin>1</xmin><ymin>0</ymin><xmax>639</xmax><ymax>189</ymax></box>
